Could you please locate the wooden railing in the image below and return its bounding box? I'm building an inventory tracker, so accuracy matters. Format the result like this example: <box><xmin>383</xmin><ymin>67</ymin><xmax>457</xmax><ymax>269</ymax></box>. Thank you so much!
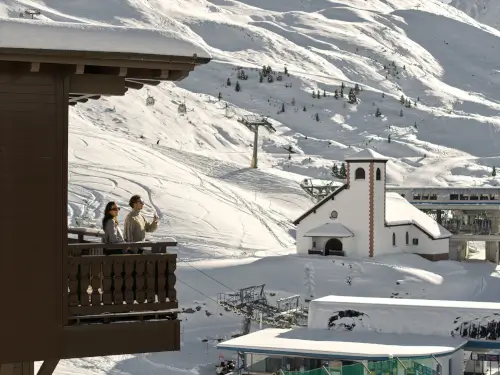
<box><xmin>67</xmin><ymin>241</ymin><xmax>178</xmax><ymax>319</ymax></box>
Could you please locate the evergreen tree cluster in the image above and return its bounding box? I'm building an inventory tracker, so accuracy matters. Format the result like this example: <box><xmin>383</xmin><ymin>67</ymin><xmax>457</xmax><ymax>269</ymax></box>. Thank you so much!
<box><xmin>332</xmin><ymin>163</ymin><xmax>347</xmax><ymax>179</ymax></box>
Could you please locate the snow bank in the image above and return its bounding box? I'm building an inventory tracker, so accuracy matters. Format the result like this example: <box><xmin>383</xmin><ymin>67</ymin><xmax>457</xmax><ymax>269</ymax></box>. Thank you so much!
<box><xmin>386</xmin><ymin>192</ymin><xmax>451</xmax><ymax>239</ymax></box>
<box><xmin>0</xmin><ymin>18</ymin><xmax>210</xmax><ymax>59</ymax></box>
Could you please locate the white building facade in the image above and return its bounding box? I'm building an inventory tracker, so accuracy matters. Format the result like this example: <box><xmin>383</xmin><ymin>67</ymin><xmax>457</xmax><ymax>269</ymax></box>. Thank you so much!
<box><xmin>294</xmin><ymin>149</ymin><xmax>451</xmax><ymax>260</ymax></box>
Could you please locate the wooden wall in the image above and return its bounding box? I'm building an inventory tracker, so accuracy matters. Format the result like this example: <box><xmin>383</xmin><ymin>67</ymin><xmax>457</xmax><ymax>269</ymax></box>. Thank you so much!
<box><xmin>0</xmin><ymin>72</ymin><xmax>68</xmax><ymax>363</ymax></box>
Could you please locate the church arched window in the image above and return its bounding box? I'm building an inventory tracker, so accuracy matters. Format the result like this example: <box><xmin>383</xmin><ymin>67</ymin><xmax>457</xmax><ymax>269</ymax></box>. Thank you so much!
<box><xmin>355</xmin><ymin>167</ymin><xmax>365</xmax><ymax>180</ymax></box>
<box><xmin>393</xmin><ymin>233</ymin><xmax>396</xmax><ymax>246</ymax></box>
<box><xmin>376</xmin><ymin>168</ymin><xmax>381</xmax><ymax>181</ymax></box>
<box><xmin>406</xmin><ymin>232</ymin><xmax>409</xmax><ymax>245</ymax></box>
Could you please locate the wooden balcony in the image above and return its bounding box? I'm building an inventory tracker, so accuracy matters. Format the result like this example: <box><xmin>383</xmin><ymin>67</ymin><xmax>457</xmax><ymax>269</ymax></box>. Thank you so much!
<box><xmin>62</xmin><ymin>237</ymin><xmax>181</xmax><ymax>359</ymax></box>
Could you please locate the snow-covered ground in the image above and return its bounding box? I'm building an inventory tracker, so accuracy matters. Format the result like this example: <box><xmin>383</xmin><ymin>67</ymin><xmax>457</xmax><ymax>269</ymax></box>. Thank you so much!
<box><xmin>5</xmin><ymin>0</ymin><xmax>500</xmax><ymax>373</ymax></box>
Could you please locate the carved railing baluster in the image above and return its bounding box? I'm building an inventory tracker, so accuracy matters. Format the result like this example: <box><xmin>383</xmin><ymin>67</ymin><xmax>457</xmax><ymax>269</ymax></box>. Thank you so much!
<box><xmin>68</xmin><ymin>259</ymin><xmax>79</xmax><ymax>307</ymax></box>
<box><xmin>101</xmin><ymin>259</ymin><xmax>113</xmax><ymax>305</ymax></box>
<box><xmin>167</xmin><ymin>258</ymin><xmax>177</xmax><ymax>302</ymax></box>
<box><xmin>145</xmin><ymin>259</ymin><xmax>156</xmax><ymax>303</ymax></box>
<box><xmin>124</xmin><ymin>259</ymin><xmax>135</xmax><ymax>304</ymax></box>
<box><xmin>90</xmin><ymin>261</ymin><xmax>101</xmax><ymax>306</ymax></box>
<box><xmin>135</xmin><ymin>259</ymin><xmax>146</xmax><ymax>303</ymax></box>
<box><xmin>113</xmin><ymin>258</ymin><xmax>124</xmax><ymax>305</ymax></box>
<box><xmin>80</xmin><ymin>262</ymin><xmax>91</xmax><ymax>306</ymax></box>
<box><xmin>157</xmin><ymin>259</ymin><xmax>167</xmax><ymax>303</ymax></box>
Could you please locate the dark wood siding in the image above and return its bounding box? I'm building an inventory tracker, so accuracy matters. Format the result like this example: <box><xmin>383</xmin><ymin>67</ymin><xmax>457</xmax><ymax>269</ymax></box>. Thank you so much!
<box><xmin>0</xmin><ymin>73</ymin><xmax>67</xmax><ymax>363</ymax></box>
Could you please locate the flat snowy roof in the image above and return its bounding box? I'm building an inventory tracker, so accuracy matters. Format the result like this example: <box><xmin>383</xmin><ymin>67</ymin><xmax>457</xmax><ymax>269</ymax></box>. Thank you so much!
<box><xmin>386</xmin><ymin>192</ymin><xmax>451</xmax><ymax>239</ymax></box>
<box><xmin>304</xmin><ymin>223</ymin><xmax>353</xmax><ymax>238</ymax></box>
<box><xmin>217</xmin><ymin>328</ymin><xmax>466</xmax><ymax>360</ymax></box>
<box><xmin>312</xmin><ymin>295</ymin><xmax>500</xmax><ymax>310</ymax></box>
<box><xmin>0</xmin><ymin>18</ymin><xmax>210</xmax><ymax>59</ymax></box>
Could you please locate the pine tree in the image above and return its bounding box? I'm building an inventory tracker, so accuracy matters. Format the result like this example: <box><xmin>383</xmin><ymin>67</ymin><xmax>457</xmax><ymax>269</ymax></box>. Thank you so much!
<box><xmin>332</xmin><ymin>164</ymin><xmax>339</xmax><ymax>177</ymax></box>
<box><xmin>284</xmin><ymin>66</ymin><xmax>288</xmax><ymax>75</ymax></box>
<box><xmin>312</xmin><ymin>91</ymin><xmax>316</xmax><ymax>98</ymax></box>
<box><xmin>340</xmin><ymin>88</ymin><xmax>344</xmax><ymax>98</ymax></box>
<box><xmin>334</xmin><ymin>89</ymin><xmax>339</xmax><ymax>99</ymax></box>
<box><xmin>304</xmin><ymin>263</ymin><xmax>315</xmax><ymax>302</ymax></box>
<box><xmin>315</xmin><ymin>113</ymin><xmax>320</xmax><ymax>122</ymax></box>
<box><xmin>341</xmin><ymin>82</ymin><xmax>345</xmax><ymax>89</ymax></box>
<box><xmin>227</xmin><ymin>78</ymin><xmax>231</xmax><ymax>86</ymax></box>
<box><xmin>291</xmin><ymin>97</ymin><xmax>296</xmax><ymax>106</ymax></box>
<box><xmin>375</xmin><ymin>108</ymin><xmax>382</xmax><ymax>117</ymax></box>
<box><xmin>281</xmin><ymin>103</ymin><xmax>285</xmax><ymax>113</ymax></box>
<box><xmin>339</xmin><ymin>163</ymin><xmax>347</xmax><ymax>179</ymax></box>
<box><xmin>400</xmin><ymin>95</ymin><xmax>405</xmax><ymax>104</ymax></box>
<box><xmin>259</xmin><ymin>74</ymin><xmax>263</xmax><ymax>83</ymax></box>
<box><xmin>382</xmin><ymin>92</ymin><xmax>385</xmax><ymax>98</ymax></box>
<box><xmin>323</xmin><ymin>90</ymin><xmax>326</xmax><ymax>97</ymax></box>
<box><xmin>388</xmin><ymin>134</ymin><xmax>391</xmax><ymax>143</ymax></box>
<box><xmin>235</xmin><ymin>81</ymin><xmax>241</xmax><ymax>92</ymax></box>
<box><xmin>354</xmin><ymin>83</ymin><xmax>360</xmax><ymax>93</ymax></box>
<box><xmin>317</xmin><ymin>90</ymin><xmax>321</xmax><ymax>99</ymax></box>
<box><xmin>218</xmin><ymin>92</ymin><xmax>222</xmax><ymax>101</ymax></box>
<box><xmin>400</xmin><ymin>109</ymin><xmax>403</xmax><ymax>117</ymax></box>
<box><xmin>303</xmin><ymin>105</ymin><xmax>307</xmax><ymax>112</ymax></box>
<box><xmin>493</xmin><ymin>167</ymin><xmax>497</xmax><ymax>177</ymax></box>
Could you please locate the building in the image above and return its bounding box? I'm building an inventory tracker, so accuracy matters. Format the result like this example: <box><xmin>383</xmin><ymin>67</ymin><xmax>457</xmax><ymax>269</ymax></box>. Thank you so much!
<box><xmin>216</xmin><ymin>295</ymin><xmax>500</xmax><ymax>375</ymax></box>
<box><xmin>0</xmin><ymin>17</ymin><xmax>210</xmax><ymax>375</ymax></box>
<box><xmin>293</xmin><ymin>149</ymin><xmax>452</xmax><ymax>260</ymax></box>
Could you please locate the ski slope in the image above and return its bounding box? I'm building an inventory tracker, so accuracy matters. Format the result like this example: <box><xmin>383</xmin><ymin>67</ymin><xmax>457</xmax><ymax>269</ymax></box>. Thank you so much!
<box><xmin>4</xmin><ymin>0</ymin><xmax>500</xmax><ymax>373</ymax></box>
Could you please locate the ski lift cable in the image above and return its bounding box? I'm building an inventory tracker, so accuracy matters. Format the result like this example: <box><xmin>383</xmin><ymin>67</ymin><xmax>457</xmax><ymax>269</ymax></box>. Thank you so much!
<box><xmin>179</xmin><ymin>259</ymin><xmax>237</xmax><ymax>293</ymax></box>
<box><xmin>177</xmin><ymin>277</ymin><xmax>220</xmax><ymax>305</ymax></box>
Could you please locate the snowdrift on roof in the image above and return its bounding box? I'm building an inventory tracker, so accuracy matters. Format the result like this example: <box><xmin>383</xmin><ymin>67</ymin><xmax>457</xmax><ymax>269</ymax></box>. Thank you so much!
<box><xmin>0</xmin><ymin>18</ymin><xmax>210</xmax><ymax>59</ymax></box>
<box><xmin>386</xmin><ymin>192</ymin><xmax>451</xmax><ymax>239</ymax></box>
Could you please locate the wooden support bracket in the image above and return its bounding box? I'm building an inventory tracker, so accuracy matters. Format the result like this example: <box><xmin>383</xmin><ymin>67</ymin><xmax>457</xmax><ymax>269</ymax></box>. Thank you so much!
<box><xmin>29</xmin><ymin>62</ymin><xmax>40</xmax><ymax>73</ymax></box>
<box><xmin>36</xmin><ymin>360</ymin><xmax>59</xmax><ymax>375</ymax></box>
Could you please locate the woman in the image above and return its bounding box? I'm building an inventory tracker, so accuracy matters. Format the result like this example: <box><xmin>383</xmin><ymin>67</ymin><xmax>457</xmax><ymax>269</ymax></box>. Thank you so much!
<box><xmin>102</xmin><ymin>201</ymin><xmax>126</xmax><ymax>255</ymax></box>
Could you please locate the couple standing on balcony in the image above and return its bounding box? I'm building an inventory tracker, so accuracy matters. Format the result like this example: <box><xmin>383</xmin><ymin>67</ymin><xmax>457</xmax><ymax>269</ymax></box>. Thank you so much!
<box><xmin>102</xmin><ymin>195</ymin><xmax>159</xmax><ymax>255</ymax></box>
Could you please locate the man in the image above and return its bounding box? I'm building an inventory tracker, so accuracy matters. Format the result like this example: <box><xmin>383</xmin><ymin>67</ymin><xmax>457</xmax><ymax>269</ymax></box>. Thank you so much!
<box><xmin>124</xmin><ymin>195</ymin><xmax>159</xmax><ymax>253</ymax></box>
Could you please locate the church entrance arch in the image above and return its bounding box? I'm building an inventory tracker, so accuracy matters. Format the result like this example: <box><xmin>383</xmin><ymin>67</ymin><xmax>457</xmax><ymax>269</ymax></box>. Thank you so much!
<box><xmin>324</xmin><ymin>238</ymin><xmax>343</xmax><ymax>255</ymax></box>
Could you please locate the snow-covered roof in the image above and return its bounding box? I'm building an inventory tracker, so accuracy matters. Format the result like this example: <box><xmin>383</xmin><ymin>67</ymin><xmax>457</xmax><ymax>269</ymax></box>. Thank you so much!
<box><xmin>311</xmin><ymin>295</ymin><xmax>500</xmax><ymax>310</ymax></box>
<box><xmin>0</xmin><ymin>18</ymin><xmax>210</xmax><ymax>59</ymax></box>
<box><xmin>386</xmin><ymin>192</ymin><xmax>451</xmax><ymax>239</ymax></box>
<box><xmin>345</xmin><ymin>148</ymin><xmax>388</xmax><ymax>162</ymax></box>
<box><xmin>304</xmin><ymin>223</ymin><xmax>353</xmax><ymax>238</ymax></box>
<box><xmin>217</xmin><ymin>328</ymin><xmax>466</xmax><ymax>359</ymax></box>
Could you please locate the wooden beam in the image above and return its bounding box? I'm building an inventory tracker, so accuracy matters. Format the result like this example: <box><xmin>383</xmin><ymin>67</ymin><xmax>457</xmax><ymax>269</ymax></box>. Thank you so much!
<box><xmin>36</xmin><ymin>360</ymin><xmax>59</xmax><ymax>375</ymax></box>
<box><xmin>168</xmin><ymin>70</ymin><xmax>190</xmax><ymax>81</ymax></box>
<box><xmin>29</xmin><ymin>62</ymin><xmax>40</xmax><ymax>72</ymax></box>
<box><xmin>75</xmin><ymin>64</ymin><xmax>85</xmax><ymax>74</ymax></box>
<box><xmin>125</xmin><ymin>80</ymin><xmax>144</xmax><ymax>90</ymax></box>
<box><xmin>118</xmin><ymin>67</ymin><xmax>127</xmax><ymax>77</ymax></box>
<box><xmin>69</xmin><ymin>74</ymin><xmax>126</xmax><ymax>95</ymax></box>
<box><xmin>0</xmin><ymin>52</ymin><xmax>198</xmax><ymax>71</ymax></box>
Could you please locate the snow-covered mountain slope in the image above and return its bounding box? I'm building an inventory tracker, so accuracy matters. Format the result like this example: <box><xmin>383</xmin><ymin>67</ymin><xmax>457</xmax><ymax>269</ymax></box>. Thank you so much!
<box><xmin>450</xmin><ymin>0</ymin><xmax>500</xmax><ymax>30</ymax></box>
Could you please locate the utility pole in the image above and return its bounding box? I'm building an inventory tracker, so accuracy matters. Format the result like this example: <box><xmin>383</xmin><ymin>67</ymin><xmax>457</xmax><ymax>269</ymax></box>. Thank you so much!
<box><xmin>237</xmin><ymin>115</ymin><xmax>276</xmax><ymax>169</ymax></box>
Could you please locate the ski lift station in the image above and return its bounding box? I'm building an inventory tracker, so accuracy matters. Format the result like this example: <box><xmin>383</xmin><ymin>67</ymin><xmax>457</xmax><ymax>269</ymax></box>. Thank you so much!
<box><xmin>217</xmin><ymin>295</ymin><xmax>500</xmax><ymax>375</ymax></box>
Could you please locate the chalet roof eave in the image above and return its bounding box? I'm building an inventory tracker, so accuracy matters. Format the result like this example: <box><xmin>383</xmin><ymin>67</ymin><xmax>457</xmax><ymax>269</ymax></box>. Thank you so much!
<box><xmin>293</xmin><ymin>184</ymin><xmax>348</xmax><ymax>225</ymax></box>
<box><xmin>0</xmin><ymin>47</ymin><xmax>211</xmax><ymax>70</ymax></box>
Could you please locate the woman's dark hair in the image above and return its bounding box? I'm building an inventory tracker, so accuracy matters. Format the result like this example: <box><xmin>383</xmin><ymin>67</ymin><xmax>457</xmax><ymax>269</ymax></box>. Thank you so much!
<box><xmin>102</xmin><ymin>201</ymin><xmax>117</xmax><ymax>229</ymax></box>
<box><xmin>129</xmin><ymin>194</ymin><xmax>142</xmax><ymax>208</ymax></box>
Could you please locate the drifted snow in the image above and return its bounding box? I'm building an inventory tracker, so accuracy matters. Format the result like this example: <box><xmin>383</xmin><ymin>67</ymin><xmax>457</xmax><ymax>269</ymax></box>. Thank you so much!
<box><xmin>0</xmin><ymin>18</ymin><xmax>210</xmax><ymax>58</ymax></box>
<box><xmin>386</xmin><ymin>192</ymin><xmax>452</xmax><ymax>239</ymax></box>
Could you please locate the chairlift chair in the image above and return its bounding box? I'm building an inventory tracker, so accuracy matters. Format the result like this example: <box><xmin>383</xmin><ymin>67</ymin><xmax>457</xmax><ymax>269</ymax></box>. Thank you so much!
<box><xmin>146</xmin><ymin>91</ymin><xmax>155</xmax><ymax>106</ymax></box>
<box><xmin>178</xmin><ymin>103</ymin><xmax>187</xmax><ymax>114</ymax></box>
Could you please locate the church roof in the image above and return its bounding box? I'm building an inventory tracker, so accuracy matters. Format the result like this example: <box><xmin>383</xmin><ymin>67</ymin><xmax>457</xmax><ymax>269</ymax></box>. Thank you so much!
<box><xmin>345</xmin><ymin>149</ymin><xmax>388</xmax><ymax>162</ymax></box>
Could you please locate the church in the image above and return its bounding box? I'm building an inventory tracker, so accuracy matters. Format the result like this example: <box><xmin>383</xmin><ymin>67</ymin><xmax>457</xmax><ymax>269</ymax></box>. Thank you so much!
<box><xmin>293</xmin><ymin>149</ymin><xmax>452</xmax><ymax>261</ymax></box>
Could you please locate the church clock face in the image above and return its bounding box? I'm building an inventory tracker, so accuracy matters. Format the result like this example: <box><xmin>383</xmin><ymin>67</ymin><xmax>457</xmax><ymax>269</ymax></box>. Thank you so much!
<box><xmin>330</xmin><ymin>210</ymin><xmax>338</xmax><ymax>219</ymax></box>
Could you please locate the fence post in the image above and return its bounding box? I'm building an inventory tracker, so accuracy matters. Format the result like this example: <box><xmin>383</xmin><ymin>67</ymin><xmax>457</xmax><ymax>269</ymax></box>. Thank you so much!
<box><xmin>395</xmin><ymin>357</ymin><xmax>407</xmax><ymax>375</ymax></box>
<box><xmin>322</xmin><ymin>365</ymin><xmax>331</xmax><ymax>375</ymax></box>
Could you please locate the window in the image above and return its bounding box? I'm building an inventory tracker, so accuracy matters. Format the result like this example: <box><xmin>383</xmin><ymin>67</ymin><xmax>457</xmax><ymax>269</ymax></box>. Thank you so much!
<box><xmin>355</xmin><ymin>167</ymin><xmax>365</xmax><ymax>180</ymax></box>
<box><xmin>412</xmin><ymin>238</ymin><xmax>419</xmax><ymax>245</ymax></box>
<box><xmin>312</xmin><ymin>241</ymin><xmax>316</xmax><ymax>248</ymax></box>
<box><xmin>376</xmin><ymin>168</ymin><xmax>381</xmax><ymax>181</ymax></box>
<box><xmin>406</xmin><ymin>232</ymin><xmax>409</xmax><ymax>245</ymax></box>
<box><xmin>392</xmin><ymin>233</ymin><xmax>396</xmax><ymax>246</ymax></box>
